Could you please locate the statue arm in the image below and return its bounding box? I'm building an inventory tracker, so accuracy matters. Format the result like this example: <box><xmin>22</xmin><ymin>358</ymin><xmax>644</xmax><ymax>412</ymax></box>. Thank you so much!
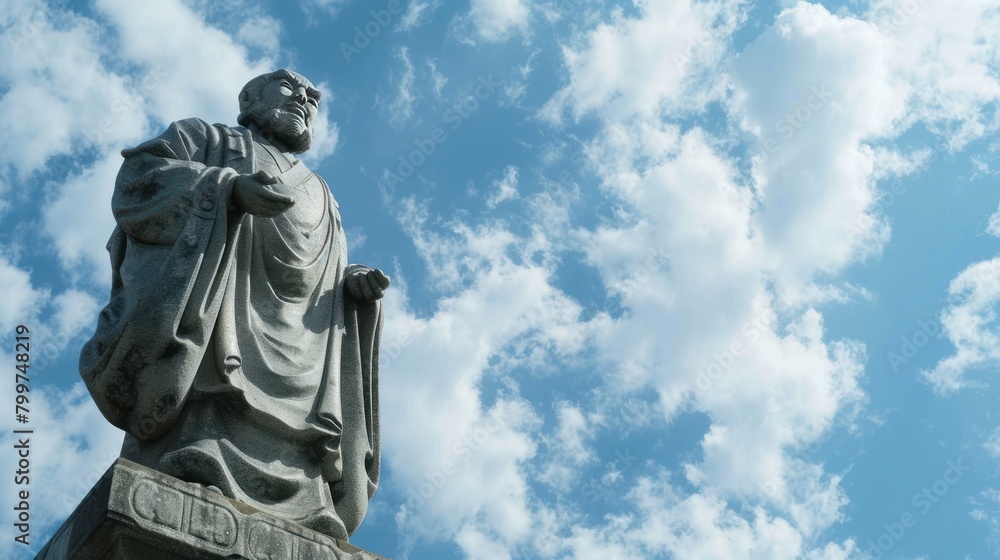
<box><xmin>80</xmin><ymin>118</ymin><xmax>247</xmax><ymax>438</ymax></box>
<box><xmin>113</xmin><ymin>118</ymin><xmax>240</xmax><ymax>246</ymax></box>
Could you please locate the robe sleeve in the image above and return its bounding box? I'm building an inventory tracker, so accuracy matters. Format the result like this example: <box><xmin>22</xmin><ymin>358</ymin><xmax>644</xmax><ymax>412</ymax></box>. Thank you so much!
<box><xmin>80</xmin><ymin>118</ymin><xmax>248</xmax><ymax>440</ymax></box>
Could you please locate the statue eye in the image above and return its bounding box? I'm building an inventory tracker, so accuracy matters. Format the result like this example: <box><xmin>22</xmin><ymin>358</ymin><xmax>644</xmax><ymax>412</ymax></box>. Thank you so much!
<box><xmin>279</xmin><ymin>81</ymin><xmax>293</xmax><ymax>93</ymax></box>
<box><xmin>307</xmin><ymin>97</ymin><xmax>319</xmax><ymax>107</ymax></box>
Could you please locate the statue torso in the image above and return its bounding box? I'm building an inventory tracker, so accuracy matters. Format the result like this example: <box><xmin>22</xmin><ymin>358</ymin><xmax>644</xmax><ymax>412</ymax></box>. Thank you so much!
<box><xmin>224</xmin><ymin>140</ymin><xmax>342</xmax><ymax>425</ymax></box>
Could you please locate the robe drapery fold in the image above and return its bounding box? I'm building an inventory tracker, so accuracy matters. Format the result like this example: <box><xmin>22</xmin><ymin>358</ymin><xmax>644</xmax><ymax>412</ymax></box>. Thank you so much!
<box><xmin>80</xmin><ymin>118</ymin><xmax>381</xmax><ymax>539</ymax></box>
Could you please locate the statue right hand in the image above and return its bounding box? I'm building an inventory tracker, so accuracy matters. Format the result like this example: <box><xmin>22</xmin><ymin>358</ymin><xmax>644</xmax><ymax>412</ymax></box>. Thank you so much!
<box><xmin>231</xmin><ymin>170</ymin><xmax>294</xmax><ymax>217</ymax></box>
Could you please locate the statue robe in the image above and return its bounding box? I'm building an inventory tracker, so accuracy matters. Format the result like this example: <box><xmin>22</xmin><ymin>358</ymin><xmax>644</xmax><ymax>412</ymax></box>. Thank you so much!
<box><xmin>80</xmin><ymin>117</ymin><xmax>380</xmax><ymax>540</ymax></box>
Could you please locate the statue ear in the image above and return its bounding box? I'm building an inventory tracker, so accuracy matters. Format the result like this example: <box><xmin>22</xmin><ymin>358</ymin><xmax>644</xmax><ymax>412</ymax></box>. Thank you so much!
<box><xmin>238</xmin><ymin>90</ymin><xmax>251</xmax><ymax>113</ymax></box>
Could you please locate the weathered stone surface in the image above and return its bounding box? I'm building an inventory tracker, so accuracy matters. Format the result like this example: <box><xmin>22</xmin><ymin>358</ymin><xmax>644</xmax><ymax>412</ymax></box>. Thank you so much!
<box><xmin>78</xmin><ymin>69</ymin><xmax>390</xmax><ymax>540</ymax></box>
<box><xmin>35</xmin><ymin>458</ymin><xmax>389</xmax><ymax>560</ymax></box>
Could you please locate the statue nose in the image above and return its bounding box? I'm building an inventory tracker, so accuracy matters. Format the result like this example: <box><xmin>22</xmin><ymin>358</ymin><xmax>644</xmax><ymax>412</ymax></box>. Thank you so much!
<box><xmin>292</xmin><ymin>87</ymin><xmax>308</xmax><ymax>103</ymax></box>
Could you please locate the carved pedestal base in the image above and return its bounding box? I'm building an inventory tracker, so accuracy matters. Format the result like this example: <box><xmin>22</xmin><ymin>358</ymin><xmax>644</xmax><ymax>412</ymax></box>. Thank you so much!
<box><xmin>35</xmin><ymin>458</ymin><xmax>389</xmax><ymax>559</ymax></box>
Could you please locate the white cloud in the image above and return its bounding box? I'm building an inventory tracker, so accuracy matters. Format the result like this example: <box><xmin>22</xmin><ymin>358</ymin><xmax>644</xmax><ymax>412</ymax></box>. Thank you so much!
<box><xmin>373</xmin><ymin>0</ymin><xmax>1000</xmax><ymax>555</ymax></box>
<box><xmin>542</xmin><ymin>0</ymin><xmax>745</xmax><ymax>122</ymax></box>
<box><xmin>299</xmin><ymin>0</ymin><xmax>350</xmax><ymax>19</ymax></box>
<box><xmin>0</xmin><ymin>1</ymin><xmax>143</xmax><ymax>180</ymax></box>
<box><xmin>730</xmin><ymin>2</ymin><xmax>906</xmax><ymax>282</ymax></box>
<box><xmin>92</xmin><ymin>0</ymin><xmax>276</xmax><ymax>126</ymax></box>
<box><xmin>526</xmin><ymin>468</ymin><xmax>860</xmax><ymax>559</ymax></box>
<box><xmin>399</xmin><ymin>0</ymin><xmax>443</xmax><ymax>31</ymax></box>
<box><xmin>381</xmin><ymin>195</ymin><xmax>593</xmax><ymax>549</ymax></box>
<box><xmin>551</xmin><ymin>402</ymin><xmax>592</xmax><ymax>465</ymax></box>
<box><xmin>382</xmin><ymin>46</ymin><xmax>417</xmax><ymax>128</ymax></box>
<box><xmin>923</xmin><ymin>257</ymin><xmax>1000</xmax><ymax>393</ymax></box>
<box><xmin>41</xmin><ymin>152</ymin><xmax>121</xmax><ymax>286</ymax></box>
<box><xmin>528</xmin><ymin>1</ymin><xmax>877</xmax><ymax>555</ymax></box>
<box><xmin>236</xmin><ymin>15</ymin><xmax>282</xmax><ymax>58</ymax></box>
<box><xmin>487</xmin><ymin>165</ymin><xmax>519</xmax><ymax>208</ymax></box>
<box><xmin>0</xmin><ymin>255</ymin><xmax>101</xmax><ymax>381</ymax></box>
<box><xmin>866</xmin><ymin>0</ymin><xmax>1000</xmax><ymax>149</ymax></box>
<box><xmin>427</xmin><ymin>58</ymin><xmax>448</xmax><ymax>98</ymax></box>
<box><xmin>988</xmin><ymin>203</ymin><xmax>1000</xmax><ymax>237</ymax></box>
<box><xmin>466</xmin><ymin>0</ymin><xmax>531</xmax><ymax>43</ymax></box>
<box><xmin>0</xmin><ymin>258</ymin><xmax>48</xmax><ymax>333</ymax></box>
<box><xmin>985</xmin><ymin>426</ymin><xmax>1000</xmax><ymax>460</ymax></box>
<box><xmin>537</xmin><ymin>401</ymin><xmax>595</xmax><ymax>492</ymax></box>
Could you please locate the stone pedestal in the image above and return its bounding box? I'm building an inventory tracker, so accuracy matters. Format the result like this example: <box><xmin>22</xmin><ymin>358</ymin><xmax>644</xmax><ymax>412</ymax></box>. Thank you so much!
<box><xmin>35</xmin><ymin>458</ymin><xmax>389</xmax><ymax>559</ymax></box>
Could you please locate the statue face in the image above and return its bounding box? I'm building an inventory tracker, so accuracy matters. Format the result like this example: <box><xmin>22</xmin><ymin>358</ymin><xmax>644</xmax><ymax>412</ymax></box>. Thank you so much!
<box><xmin>260</xmin><ymin>76</ymin><xmax>319</xmax><ymax>129</ymax></box>
<box><xmin>249</xmin><ymin>74</ymin><xmax>320</xmax><ymax>153</ymax></box>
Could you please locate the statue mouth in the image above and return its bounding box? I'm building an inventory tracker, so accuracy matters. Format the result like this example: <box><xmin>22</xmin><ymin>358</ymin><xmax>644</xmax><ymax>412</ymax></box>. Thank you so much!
<box><xmin>284</xmin><ymin>104</ymin><xmax>307</xmax><ymax>120</ymax></box>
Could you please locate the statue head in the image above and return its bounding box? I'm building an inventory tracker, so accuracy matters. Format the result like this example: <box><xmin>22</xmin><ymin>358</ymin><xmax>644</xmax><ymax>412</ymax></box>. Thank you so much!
<box><xmin>238</xmin><ymin>69</ymin><xmax>321</xmax><ymax>154</ymax></box>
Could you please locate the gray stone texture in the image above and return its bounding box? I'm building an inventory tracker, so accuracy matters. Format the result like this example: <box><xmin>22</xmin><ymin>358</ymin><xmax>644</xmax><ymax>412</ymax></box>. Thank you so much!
<box><xmin>35</xmin><ymin>458</ymin><xmax>389</xmax><ymax>559</ymax></box>
<box><xmin>76</xmin><ymin>69</ymin><xmax>391</xmax><ymax>543</ymax></box>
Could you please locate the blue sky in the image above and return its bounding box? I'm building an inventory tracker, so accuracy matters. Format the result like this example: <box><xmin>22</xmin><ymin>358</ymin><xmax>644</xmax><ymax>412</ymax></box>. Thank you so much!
<box><xmin>1</xmin><ymin>0</ymin><xmax>1000</xmax><ymax>558</ymax></box>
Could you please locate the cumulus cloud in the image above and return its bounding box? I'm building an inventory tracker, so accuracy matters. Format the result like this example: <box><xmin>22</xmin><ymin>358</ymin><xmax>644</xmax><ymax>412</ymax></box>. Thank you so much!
<box><xmin>542</xmin><ymin>0</ymin><xmax>745</xmax><ymax>122</ymax></box>
<box><xmin>923</xmin><ymin>257</ymin><xmax>1000</xmax><ymax>393</ymax></box>
<box><xmin>527</xmin><ymin>1</ymin><xmax>892</xmax><ymax>555</ymax></box>
<box><xmin>0</xmin><ymin>2</ymin><xmax>142</xmax><ymax>180</ymax></box>
<box><xmin>92</xmin><ymin>0</ymin><xmax>276</xmax><ymax>126</ymax></box>
<box><xmin>237</xmin><ymin>14</ymin><xmax>283</xmax><ymax>58</ymax></box>
<box><xmin>0</xmin><ymin>258</ymin><xmax>48</xmax><ymax>333</ymax></box>
<box><xmin>865</xmin><ymin>0</ymin><xmax>1000</xmax><ymax>149</ymax></box>
<box><xmin>41</xmin><ymin>152</ymin><xmax>122</xmax><ymax>286</ymax></box>
<box><xmin>730</xmin><ymin>2</ymin><xmax>907</xmax><ymax>282</ymax></box>
<box><xmin>7</xmin><ymin>0</ymin><xmax>1000</xmax><ymax>558</ymax></box>
<box><xmin>369</xmin><ymin>138</ymin><xmax>618</xmax><ymax>549</ymax></box>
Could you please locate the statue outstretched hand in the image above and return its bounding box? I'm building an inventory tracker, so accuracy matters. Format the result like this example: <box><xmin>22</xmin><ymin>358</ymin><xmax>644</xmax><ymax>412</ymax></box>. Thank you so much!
<box><xmin>346</xmin><ymin>267</ymin><xmax>390</xmax><ymax>302</ymax></box>
<box><xmin>232</xmin><ymin>170</ymin><xmax>295</xmax><ymax>217</ymax></box>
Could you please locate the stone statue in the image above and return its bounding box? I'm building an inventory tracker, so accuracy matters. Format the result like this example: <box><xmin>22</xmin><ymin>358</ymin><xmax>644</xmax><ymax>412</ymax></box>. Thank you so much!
<box><xmin>79</xmin><ymin>69</ymin><xmax>390</xmax><ymax>542</ymax></box>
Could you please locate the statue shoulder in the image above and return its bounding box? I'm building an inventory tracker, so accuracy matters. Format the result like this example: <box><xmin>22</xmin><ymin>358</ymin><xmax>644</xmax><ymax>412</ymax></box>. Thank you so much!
<box><xmin>163</xmin><ymin>118</ymin><xmax>247</xmax><ymax>143</ymax></box>
<box><xmin>179</xmin><ymin>118</ymin><xmax>251</xmax><ymax>144</ymax></box>
<box><xmin>168</xmin><ymin>117</ymin><xmax>217</xmax><ymax>137</ymax></box>
<box><xmin>122</xmin><ymin>118</ymin><xmax>245</xmax><ymax>160</ymax></box>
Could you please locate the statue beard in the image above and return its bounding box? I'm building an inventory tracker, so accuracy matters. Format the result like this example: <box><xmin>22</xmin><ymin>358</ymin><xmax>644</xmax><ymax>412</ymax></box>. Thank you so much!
<box><xmin>249</xmin><ymin>106</ymin><xmax>313</xmax><ymax>154</ymax></box>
